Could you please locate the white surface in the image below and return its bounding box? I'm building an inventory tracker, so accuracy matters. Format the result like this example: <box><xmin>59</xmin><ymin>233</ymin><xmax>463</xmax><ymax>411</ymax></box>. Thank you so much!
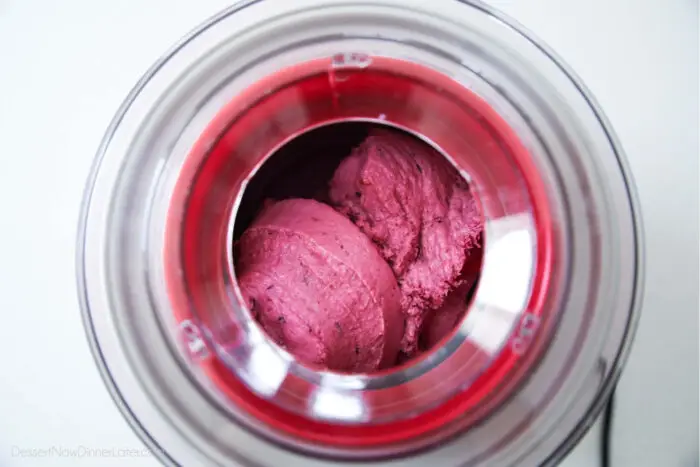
<box><xmin>0</xmin><ymin>0</ymin><xmax>696</xmax><ymax>466</ymax></box>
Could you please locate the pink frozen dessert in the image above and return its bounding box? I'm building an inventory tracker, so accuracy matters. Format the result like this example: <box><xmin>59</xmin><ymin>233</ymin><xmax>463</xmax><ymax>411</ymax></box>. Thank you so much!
<box><xmin>236</xmin><ymin>198</ymin><xmax>403</xmax><ymax>372</ymax></box>
<box><xmin>329</xmin><ymin>129</ymin><xmax>483</xmax><ymax>356</ymax></box>
<box><xmin>421</xmin><ymin>245</ymin><xmax>483</xmax><ymax>350</ymax></box>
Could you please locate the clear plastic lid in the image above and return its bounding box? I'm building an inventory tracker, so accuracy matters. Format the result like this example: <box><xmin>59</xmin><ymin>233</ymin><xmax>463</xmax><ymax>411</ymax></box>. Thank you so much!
<box><xmin>78</xmin><ymin>1</ymin><xmax>643</xmax><ymax>465</ymax></box>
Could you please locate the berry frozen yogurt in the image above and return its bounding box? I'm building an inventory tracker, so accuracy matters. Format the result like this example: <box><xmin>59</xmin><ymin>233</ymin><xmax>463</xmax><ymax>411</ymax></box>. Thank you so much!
<box><xmin>236</xmin><ymin>128</ymin><xmax>482</xmax><ymax>371</ymax></box>
<box><xmin>236</xmin><ymin>198</ymin><xmax>403</xmax><ymax>372</ymax></box>
<box><xmin>329</xmin><ymin>129</ymin><xmax>482</xmax><ymax>355</ymax></box>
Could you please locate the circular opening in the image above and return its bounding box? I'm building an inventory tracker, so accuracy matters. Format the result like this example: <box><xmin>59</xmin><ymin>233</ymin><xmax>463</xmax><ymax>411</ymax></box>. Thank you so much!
<box><xmin>232</xmin><ymin>121</ymin><xmax>484</xmax><ymax>374</ymax></box>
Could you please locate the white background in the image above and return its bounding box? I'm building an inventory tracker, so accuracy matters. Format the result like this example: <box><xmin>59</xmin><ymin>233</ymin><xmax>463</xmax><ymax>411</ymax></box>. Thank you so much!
<box><xmin>0</xmin><ymin>0</ymin><xmax>697</xmax><ymax>466</ymax></box>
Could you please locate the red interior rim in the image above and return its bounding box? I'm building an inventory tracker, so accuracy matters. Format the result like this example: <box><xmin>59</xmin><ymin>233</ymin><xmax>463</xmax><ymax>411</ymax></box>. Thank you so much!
<box><xmin>164</xmin><ymin>56</ymin><xmax>555</xmax><ymax>448</ymax></box>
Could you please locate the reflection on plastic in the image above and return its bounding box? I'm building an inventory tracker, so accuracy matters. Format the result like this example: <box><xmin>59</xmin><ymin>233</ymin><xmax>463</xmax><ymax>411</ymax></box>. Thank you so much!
<box><xmin>243</xmin><ymin>333</ymin><xmax>290</xmax><ymax>397</ymax></box>
<box><xmin>465</xmin><ymin>214</ymin><xmax>535</xmax><ymax>354</ymax></box>
<box><xmin>311</xmin><ymin>387</ymin><xmax>368</xmax><ymax>422</ymax></box>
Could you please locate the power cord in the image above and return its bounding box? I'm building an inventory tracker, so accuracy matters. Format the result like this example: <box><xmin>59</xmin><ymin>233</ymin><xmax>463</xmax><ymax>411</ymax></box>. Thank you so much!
<box><xmin>600</xmin><ymin>386</ymin><xmax>616</xmax><ymax>467</ymax></box>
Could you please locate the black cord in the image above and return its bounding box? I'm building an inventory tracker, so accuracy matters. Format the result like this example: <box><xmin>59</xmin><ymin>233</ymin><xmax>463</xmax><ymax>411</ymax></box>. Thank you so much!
<box><xmin>600</xmin><ymin>386</ymin><xmax>616</xmax><ymax>467</ymax></box>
